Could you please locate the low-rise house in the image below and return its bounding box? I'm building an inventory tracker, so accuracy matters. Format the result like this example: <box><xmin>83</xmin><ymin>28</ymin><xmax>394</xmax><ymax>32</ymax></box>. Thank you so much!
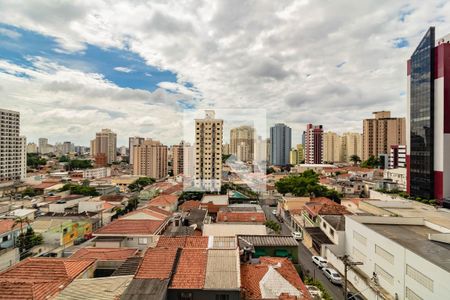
<box><xmin>0</xmin><ymin>257</ymin><xmax>96</xmax><ymax>299</ymax></box>
<box><xmin>1</xmin><ymin>208</ymin><xmax>37</xmax><ymax>221</ymax></box>
<box><xmin>277</xmin><ymin>197</ymin><xmax>310</xmax><ymax>221</ymax></box>
<box><xmin>147</xmin><ymin>194</ymin><xmax>178</xmax><ymax>212</ymax></box>
<box><xmin>302</xmin><ymin>197</ymin><xmax>350</xmax><ymax>227</ymax></box>
<box><xmin>217</xmin><ymin>204</ymin><xmax>266</xmax><ymax>224</ymax></box>
<box><xmin>318</xmin><ymin>215</ymin><xmax>346</xmax><ymax>246</ymax></box>
<box><xmin>238</xmin><ymin>235</ymin><xmax>299</xmax><ymax>263</ymax></box>
<box><xmin>121</xmin><ymin>206</ymin><xmax>171</xmax><ymax>221</ymax></box>
<box><xmin>111</xmin><ymin>175</ymin><xmax>143</xmax><ymax>192</ymax></box>
<box><xmin>240</xmin><ymin>257</ymin><xmax>312</xmax><ymax>300</ymax></box>
<box><xmin>383</xmin><ymin>168</ymin><xmax>406</xmax><ymax>191</ymax></box>
<box><xmin>49</xmin><ymin>195</ymin><xmax>90</xmax><ymax>213</ymax></box>
<box><xmin>203</xmin><ymin>224</ymin><xmax>267</xmax><ymax>236</ymax></box>
<box><xmin>0</xmin><ymin>219</ymin><xmax>21</xmax><ymax>249</ymax></box>
<box><xmin>93</xmin><ymin>218</ymin><xmax>169</xmax><ymax>249</ymax></box>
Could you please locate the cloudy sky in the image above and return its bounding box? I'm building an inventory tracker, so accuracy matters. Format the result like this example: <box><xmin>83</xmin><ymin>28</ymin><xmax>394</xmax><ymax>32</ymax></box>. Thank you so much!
<box><xmin>1</xmin><ymin>0</ymin><xmax>449</xmax><ymax>146</ymax></box>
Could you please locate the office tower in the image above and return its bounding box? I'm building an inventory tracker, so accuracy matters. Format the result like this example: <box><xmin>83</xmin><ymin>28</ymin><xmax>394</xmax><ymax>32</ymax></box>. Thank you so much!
<box><xmin>133</xmin><ymin>139</ymin><xmax>168</xmax><ymax>179</ymax></box>
<box><xmin>172</xmin><ymin>141</ymin><xmax>185</xmax><ymax>176</ymax></box>
<box><xmin>407</xmin><ymin>27</ymin><xmax>450</xmax><ymax>199</ymax></box>
<box><xmin>362</xmin><ymin>111</ymin><xmax>405</xmax><ymax>161</ymax></box>
<box><xmin>230</xmin><ymin>125</ymin><xmax>255</xmax><ymax>162</ymax></box>
<box><xmin>289</xmin><ymin>144</ymin><xmax>304</xmax><ymax>165</ymax></box>
<box><xmin>93</xmin><ymin>129</ymin><xmax>117</xmax><ymax>164</ymax></box>
<box><xmin>323</xmin><ymin>132</ymin><xmax>342</xmax><ymax>163</ymax></box>
<box><xmin>389</xmin><ymin>145</ymin><xmax>406</xmax><ymax>169</ymax></box>
<box><xmin>62</xmin><ymin>141</ymin><xmax>73</xmax><ymax>154</ymax></box>
<box><xmin>270</xmin><ymin>123</ymin><xmax>291</xmax><ymax>166</ymax></box>
<box><xmin>38</xmin><ymin>138</ymin><xmax>48</xmax><ymax>154</ymax></box>
<box><xmin>304</xmin><ymin>124</ymin><xmax>324</xmax><ymax>164</ymax></box>
<box><xmin>194</xmin><ymin>110</ymin><xmax>223</xmax><ymax>191</ymax></box>
<box><xmin>129</xmin><ymin>136</ymin><xmax>145</xmax><ymax>165</ymax></box>
<box><xmin>27</xmin><ymin>143</ymin><xmax>38</xmax><ymax>154</ymax></box>
<box><xmin>74</xmin><ymin>146</ymin><xmax>87</xmax><ymax>154</ymax></box>
<box><xmin>341</xmin><ymin>132</ymin><xmax>363</xmax><ymax>162</ymax></box>
<box><xmin>0</xmin><ymin>108</ymin><xmax>26</xmax><ymax>182</ymax></box>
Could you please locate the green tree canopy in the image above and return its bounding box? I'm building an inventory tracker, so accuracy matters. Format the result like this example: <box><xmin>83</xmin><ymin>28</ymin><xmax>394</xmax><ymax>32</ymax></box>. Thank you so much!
<box><xmin>60</xmin><ymin>183</ymin><xmax>99</xmax><ymax>196</ymax></box>
<box><xmin>27</xmin><ymin>153</ymin><xmax>47</xmax><ymax>168</ymax></box>
<box><xmin>361</xmin><ymin>156</ymin><xmax>380</xmax><ymax>168</ymax></box>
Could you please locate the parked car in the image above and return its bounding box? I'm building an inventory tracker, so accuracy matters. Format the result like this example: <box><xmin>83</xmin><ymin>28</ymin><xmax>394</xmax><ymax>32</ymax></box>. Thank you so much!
<box><xmin>306</xmin><ymin>285</ymin><xmax>323</xmax><ymax>299</ymax></box>
<box><xmin>312</xmin><ymin>256</ymin><xmax>328</xmax><ymax>268</ymax></box>
<box><xmin>272</xmin><ymin>209</ymin><xmax>277</xmax><ymax>215</ymax></box>
<box><xmin>292</xmin><ymin>231</ymin><xmax>302</xmax><ymax>240</ymax></box>
<box><xmin>322</xmin><ymin>267</ymin><xmax>343</xmax><ymax>285</ymax></box>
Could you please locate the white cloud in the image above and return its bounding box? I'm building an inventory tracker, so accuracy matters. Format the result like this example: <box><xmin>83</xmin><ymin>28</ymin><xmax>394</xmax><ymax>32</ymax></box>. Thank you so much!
<box><xmin>113</xmin><ymin>66</ymin><xmax>133</xmax><ymax>73</ymax></box>
<box><xmin>0</xmin><ymin>27</ymin><xmax>21</xmax><ymax>39</ymax></box>
<box><xmin>1</xmin><ymin>0</ymin><xmax>450</xmax><ymax>145</ymax></box>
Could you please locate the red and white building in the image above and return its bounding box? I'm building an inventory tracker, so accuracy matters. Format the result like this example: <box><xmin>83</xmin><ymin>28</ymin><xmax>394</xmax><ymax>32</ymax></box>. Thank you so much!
<box><xmin>388</xmin><ymin>145</ymin><xmax>406</xmax><ymax>169</ymax></box>
<box><xmin>304</xmin><ymin>124</ymin><xmax>323</xmax><ymax>164</ymax></box>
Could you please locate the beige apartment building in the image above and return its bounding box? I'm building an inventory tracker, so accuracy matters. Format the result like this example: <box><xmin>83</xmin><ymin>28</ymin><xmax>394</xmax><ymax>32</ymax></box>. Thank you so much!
<box><xmin>93</xmin><ymin>129</ymin><xmax>117</xmax><ymax>164</ymax></box>
<box><xmin>230</xmin><ymin>125</ymin><xmax>254</xmax><ymax>162</ymax></box>
<box><xmin>133</xmin><ymin>139</ymin><xmax>168</xmax><ymax>179</ymax></box>
<box><xmin>341</xmin><ymin>132</ymin><xmax>363</xmax><ymax>162</ymax></box>
<box><xmin>323</xmin><ymin>132</ymin><xmax>342</xmax><ymax>163</ymax></box>
<box><xmin>172</xmin><ymin>141</ymin><xmax>185</xmax><ymax>176</ymax></box>
<box><xmin>363</xmin><ymin>111</ymin><xmax>405</xmax><ymax>160</ymax></box>
<box><xmin>289</xmin><ymin>144</ymin><xmax>304</xmax><ymax>165</ymax></box>
<box><xmin>194</xmin><ymin>110</ymin><xmax>223</xmax><ymax>191</ymax></box>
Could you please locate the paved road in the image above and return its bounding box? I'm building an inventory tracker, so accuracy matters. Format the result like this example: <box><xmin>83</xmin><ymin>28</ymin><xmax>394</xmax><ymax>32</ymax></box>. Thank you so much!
<box><xmin>262</xmin><ymin>205</ymin><xmax>344</xmax><ymax>300</ymax></box>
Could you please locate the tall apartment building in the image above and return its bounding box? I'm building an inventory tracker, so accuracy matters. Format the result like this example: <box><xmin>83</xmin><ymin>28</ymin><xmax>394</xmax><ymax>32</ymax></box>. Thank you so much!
<box><xmin>0</xmin><ymin>109</ymin><xmax>26</xmax><ymax>183</ymax></box>
<box><xmin>253</xmin><ymin>136</ymin><xmax>268</xmax><ymax>163</ymax></box>
<box><xmin>129</xmin><ymin>136</ymin><xmax>145</xmax><ymax>165</ymax></box>
<box><xmin>323</xmin><ymin>132</ymin><xmax>342</xmax><ymax>163</ymax></box>
<box><xmin>389</xmin><ymin>145</ymin><xmax>406</xmax><ymax>169</ymax></box>
<box><xmin>38</xmin><ymin>137</ymin><xmax>52</xmax><ymax>154</ymax></box>
<box><xmin>362</xmin><ymin>111</ymin><xmax>405</xmax><ymax>161</ymax></box>
<box><xmin>289</xmin><ymin>144</ymin><xmax>304</xmax><ymax>165</ymax></box>
<box><xmin>93</xmin><ymin>129</ymin><xmax>117</xmax><ymax>164</ymax></box>
<box><xmin>222</xmin><ymin>143</ymin><xmax>230</xmax><ymax>156</ymax></box>
<box><xmin>304</xmin><ymin>124</ymin><xmax>323</xmax><ymax>164</ymax></box>
<box><xmin>270</xmin><ymin>123</ymin><xmax>291</xmax><ymax>166</ymax></box>
<box><xmin>62</xmin><ymin>141</ymin><xmax>74</xmax><ymax>154</ymax></box>
<box><xmin>194</xmin><ymin>110</ymin><xmax>223</xmax><ymax>191</ymax></box>
<box><xmin>133</xmin><ymin>139</ymin><xmax>168</xmax><ymax>179</ymax></box>
<box><xmin>230</xmin><ymin>125</ymin><xmax>255</xmax><ymax>162</ymax></box>
<box><xmin>341</xmin><ymin>132</ymin><xmax>363</xmax><ymax>162</ymax></box>
<box><xmin>407</xmin><ymin>27</ymin><xmax>450</xmax><ymax>200</ymax></box>
<box><xmin>172</xmin><ymin>141</ymin><xmax>185</xmax><ymax>176</ymax></box>
<box><xmin>27</xmin><ymin>143</ymin><xmax>38</xmax><ymax>154</ymax></box>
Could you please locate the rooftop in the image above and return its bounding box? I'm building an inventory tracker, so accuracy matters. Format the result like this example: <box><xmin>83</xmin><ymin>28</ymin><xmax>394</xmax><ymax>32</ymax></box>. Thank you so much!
<box><xmin>148</xmin><ymin>194</ymin><xmax>178</xmax><ymax>207</ymax></box>
<box><xmin>94</xmin><ymin>219</ymin><xmax>167</xmax><ymax>235</ymax></box>
<box><xmin>156</xmin><ymin>236</ymin><xmax>209</xmax><ymax>248</ymax></box>
<box><xmin>122</xmin><ymin>206</ymin><xmax>171</xmax><ymax>221</ymax></box>
<box><xmin>179</xmin><ymin>200</ymin><xmax>200</xmax><ymax>212</ymax></box>
<box><xmin>238</xmin><ymin>235</ymin><xmax>299</xmax><ymax>248</ymax></box>
<box><xmin>0</xmin><ymin>219</ymin><xmax>19</xmax><ymax>235</ymax></box>
<box><xmin>321</xmin><ymin>215</ymin><xmax>346</xmax><ymax>231</ymax></box>
<box><xmin>170</xmin><ymin>248</ymin><xmax>208</xmax><ymax>289</ymax></box>
<box><xmin>201</xmin><ymin>194</ymin><xmax>229</xmax><ymax>205</ymax></box>
<box><xmin>203</xmin><ymin>224</ymin><xmax>267</xmax><ymax>236</ymax></box>
<box><xmin>217</xmin><ymin>211</ymin><xmax>266</xmax><ymax>223</ymax></box>
<box><xmin>136</xmin><ymin>247</ymin><xmax>178</xmax><ymax>279</ymax></box>
<box><xmin>70</xmin><ymin>247</ymin><xmax>138</xmax><ymax>261</ymax></box>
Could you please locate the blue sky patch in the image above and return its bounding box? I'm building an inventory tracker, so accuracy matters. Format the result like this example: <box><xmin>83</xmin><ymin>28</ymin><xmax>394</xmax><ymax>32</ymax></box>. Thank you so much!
<box><xmin>392</xmin><ymin>37</ymin><xmax>409</xmax><ymax>48</ymax></box>
<box><xmin>0</xmin><ymin>23</ymin><xmax>180</xmax><ymax>92</ymax></box>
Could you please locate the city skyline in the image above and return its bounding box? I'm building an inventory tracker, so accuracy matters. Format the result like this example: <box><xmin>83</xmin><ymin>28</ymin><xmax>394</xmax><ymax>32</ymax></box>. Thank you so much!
<box><xmin>2</xmin><ymin>2</ymin><xmax>450</xmax><ymax>146</ymax></box>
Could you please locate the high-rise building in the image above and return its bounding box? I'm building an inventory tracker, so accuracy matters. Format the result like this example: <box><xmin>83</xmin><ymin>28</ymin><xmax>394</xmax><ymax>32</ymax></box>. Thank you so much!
<box><xmin>362</xmin><ymin>111</ymin><xmax>405</xmax><ymax>161</ymax></box>
<box><xmin>270</xmin><ymin>123</ymin><xmax>291</xmax><ymax>166</ymax></box>
<box><xmin>93</xmin><ymin>129</ymin><xmax>117</xmax><ymax>164</ymax></box>
<box><xmin>133</xmin><ymin>139</ymin><xmax>168</xmax><ymax>179</ymax></box>
<box><xmin>222</xmin><ymin>143</ymin><xmax>230</xmax><ymax>156</ymax></box>
<box><xmin>289</xmin><ymin>144</ymin><xmax>304</xmax><ymax>165</ymax></box>
<box><xmin>183</xmin><ymin>143</ymin><xmax>195</xmax><ymax>178</ymax></box>
<box><xmin>129</xmin><ymin>136</ymin><xmax>145</xmax><ymax>165</ymax></box>
<box><xmin>304</xmin><ymin>124</ymin><xmax>323</xmax><ymax>164</ymax></box>
<box><xmin>407</xmin><ymin>27</ymin><xmax>450</xmax><ymax>200</ymax></box>
<box><xmin>172</xmin><ymin>141</ymin><xmax>185</xmax><ymax>176</ymax></box>
<box><xmin>389</xmin><ymin>145</ymin><xmax>406</xmax><ymax>169</ymax></box>
<box><xmin>38</xmin><ymin>138</ymin><xmax>49</xmax><ymax>154</ymax></box>
<box><xmin>27</xmin><ymin>143</ymin><xmax>38</xmax><ymax>154</ymax></box>
<box><xmin>118</xmin><ymin>146</ymin><xmax>128</xmax><ymax>156</ymax></box>
<box><xmin>0</xmin><ymin>108</ymin><xmax>26</xmax><ymax>182</ymax></box>
<box><xmin>62</xmin><ymin>141</ymin><xmax>74</xmax><ymax>154</ymax></box>
<box><xmin>341</xmin><ymin>132</ymin><xmax>363</xmax><ymax>162</ymax></box>
<box><xmin>194</xmin><ymin>110</ymin><xmax>223</xmax><ymax>191</ymax></box>
<box><xmin>323</xmin><ymin>132</ymin><xmax>342</xmax><ymax>163</ymax></box>
<box><xmin>230</xmin><ymin>125</ymin><xmax>255</xmax><ymax>162</ymax></box>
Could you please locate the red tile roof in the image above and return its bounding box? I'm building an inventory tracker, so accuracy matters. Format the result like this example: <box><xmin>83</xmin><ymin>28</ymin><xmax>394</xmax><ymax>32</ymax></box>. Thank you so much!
<box><xmin>156</xmin><ymin>236</ymin><xmax>208</xmax><ymax>249</ymax></box>
<box><xmin>70</xmin><ymin>247</ymin><xmax>138</xmax><ymax>261</ymax></box>
<box><xmin>0</xmin><ymin>258</ymin><xmax>95</xmax><ymax>300</ymax></box>
<box><xmin>0</xmin><ymin>220</ymin><xmax>20</xmax><ymax>235</ymax></box>
<box><xmin>161</xmin><ymin>183</ymin><xmax>183</xmax><ymax>195</ymax></box>
<box><xmin>148</xmin><ymin>194</ymin><xmax>178</xmax><ymax>207</ymax></box>
<box><xmin>135</xmin><ymin>247</ymin><xmax>178</xmax><ymax>279</ymax></box>
<box><xmin>123</xmin><ymin>206</ymin><xmax>171</xmax><ymax>220</ymax></box>
<box><xmin>170</xmin><ymin>248</ymin><xmax>208</xmax><ymax>289</ymax></box>
<box><xmin>304</xmin><ymin>198</ymin><xmax>351</xmax><ymax>217</ymax></box>
<box><xmin>179</xmin><ymin>200</ymin><xmax>200</xmax><ymax>212</ymax></box>
<box><xmin>241</xmin><ymin>257</ymin><xmax>311</xmax><ymax>300</ymax></box>
<box><xmin>94</xmin><ymin>219</ymin><xmax>166</xmax><ymax>235</ymax></box>
<box><xmin>217</xmin><ymin>211</ymin><xmax>266</xmax><ymax>223</ymax></box>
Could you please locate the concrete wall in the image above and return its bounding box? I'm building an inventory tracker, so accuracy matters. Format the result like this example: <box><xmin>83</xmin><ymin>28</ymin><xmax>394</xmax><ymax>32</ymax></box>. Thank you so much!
<box><xmin>0</xmin><ymin>248</ymin><xmax>19</xmax><ymax>272</ymax></box>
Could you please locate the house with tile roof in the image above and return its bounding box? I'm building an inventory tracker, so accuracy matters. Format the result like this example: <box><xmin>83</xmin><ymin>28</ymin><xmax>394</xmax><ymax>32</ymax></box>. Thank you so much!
<box><xmin>240</xmin><ymin>257</ymin><xmax>312</xmax><ymax>300</ymax></box>
<box><xmin>217</xmin><ymin>204</ymin><xmax>267</xmax><ymax>224</ymax></box>
<box><xmin>93</xmin><ymin>217</ymin><xmax>169</xmax><ymax>249</ymax></box>
<box><xmin>121</xmin><ymin>206</ymin><xmax>171</xmax><ymax>221</ymax></box>
<box><xmin>147</xmin><ymin>194</ymin><xmax>178</xmax><ymax>212</ymax></box>
<box><xmin>0</xmin><ymin>219</ymin><xmax>21</xmax><ymax>249</ymax></box>
<box><xmin>0</xmin><ymin>257</ymin><xmax>96</xmax><ymax>300</ymax></box>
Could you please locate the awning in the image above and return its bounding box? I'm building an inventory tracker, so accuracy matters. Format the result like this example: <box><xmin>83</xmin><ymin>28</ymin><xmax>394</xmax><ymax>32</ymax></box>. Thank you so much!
<box><xmin>254</xmin><ymin>248</ymin><xmax>267</xmax><ymax>257</ymax></box>
<box><xmin>275</xmin><ymin>249</ymin><xmax>290</xmax><ymax>257</ymax></box>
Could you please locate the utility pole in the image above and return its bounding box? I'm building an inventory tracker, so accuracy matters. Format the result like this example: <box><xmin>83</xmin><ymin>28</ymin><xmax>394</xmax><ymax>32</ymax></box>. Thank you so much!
<box><xmin>340</xmin><ymin>254</ymin><xmax>363</xmax><ymax>299</ymax></box>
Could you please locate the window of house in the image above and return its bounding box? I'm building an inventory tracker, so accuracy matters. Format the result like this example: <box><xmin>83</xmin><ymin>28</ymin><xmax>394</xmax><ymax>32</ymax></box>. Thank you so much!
<box><xmin>2</xmin><ymin>235</ymin><xmax>8</xmax><ymax>242</ymax></box>
<box><xmin>138</xmin><ymin>238</ymin><xmax>148</xmax><ymax>245</ymax></box>
<box><xmin>216</xmin><ymin>295</ymin><xmax>230</xmax><ymax>300</ymax></box>
<box><xmin>179</xmin><ymin>292</ymin><xmax>193</xmax><ymax>300</ymax></box>
<box><xmin>406</xmin><ymin>265</ymin><xmax>433</xmax><ymax>292</ymax></box>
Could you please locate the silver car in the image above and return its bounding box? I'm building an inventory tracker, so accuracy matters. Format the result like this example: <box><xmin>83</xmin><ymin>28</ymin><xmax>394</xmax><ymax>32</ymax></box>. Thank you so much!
<box><xmin>322</xmin><ymin>267</ymin><xmax>343</xmax><ymax>285</ymax></box>
<box><xmin>312</xmin><ymin>255</ymin><xmax>328</xmax><ymax>268</ymax></box>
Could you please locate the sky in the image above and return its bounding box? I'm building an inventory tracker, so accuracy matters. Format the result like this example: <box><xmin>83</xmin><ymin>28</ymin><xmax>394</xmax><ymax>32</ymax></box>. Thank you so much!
<box><xmin>0</xmin><ymin>0</ymin><xmax>449</xmax><ymax>147</ymax></box>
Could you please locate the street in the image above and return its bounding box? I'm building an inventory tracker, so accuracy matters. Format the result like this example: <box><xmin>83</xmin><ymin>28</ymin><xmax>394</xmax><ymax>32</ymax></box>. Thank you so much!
<box><xmin>262</xmin><ymin>205</ymin><xmax>344</xmax><ymax>300</ymax></box>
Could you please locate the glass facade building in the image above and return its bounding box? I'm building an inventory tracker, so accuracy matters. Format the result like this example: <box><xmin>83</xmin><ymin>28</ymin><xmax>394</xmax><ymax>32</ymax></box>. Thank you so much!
<box><xmin>409</xmin><ymin>27</ymin><xmax>435</xmax><ymax>199</ymax></box>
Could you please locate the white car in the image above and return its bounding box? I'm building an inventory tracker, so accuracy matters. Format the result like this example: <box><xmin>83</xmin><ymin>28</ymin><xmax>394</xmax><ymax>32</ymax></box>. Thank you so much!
<box><xmin>306</xmin><ymin>285</ymin><xmax>323</xmax><ymax>299</ymax></box>
<box><xmin>312</xmin><ymin>256</ymin><xmax>328</xmax><ymax>268</ymax></box>
<box><xmin>292</xmin><ymin>231</ymin><xmax>302</xmax><ymax>240</ymax></box>
<box><xmin>322</xmin><ymin>267</ymin><xmax>343</xmax><ymax>285</ymax></box>
<box><xmin>272</xmin><ymin>209</ymin><xmax>277</xmax><ymax>215</ymax></box>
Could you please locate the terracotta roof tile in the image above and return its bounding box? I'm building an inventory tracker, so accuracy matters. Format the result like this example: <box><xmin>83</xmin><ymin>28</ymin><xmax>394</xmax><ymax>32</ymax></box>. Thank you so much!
<box><xmin>94</xmin><ymin>219</ymin><xmax>166</xmax><ymax>235</ymax></box>
<box><xmin>123</xmin><ymin>206</ymin><xmax>171</xmax><ymax>220</ymax></box>
<box><xmin>70</xmin><ymin>247</ymin><xmax>138</xmax><ymax>261</ymax></box>
<box><xmin>217</xmin><ymin>212</ymin><xmax>266</xmax><ymax>223</ymax></box>
<box><xmin>156</xmin><ymin>236</ymin><xmax>208</xmax><ymax>248</ymax></box>
<box><xmin>0</xmin><ymin>280</ymin><xmax>64</xmax><ymax>300</ymax></box>
<box><xmin>179</xmin><ymin>200</ymin><xmax>200</xmax><ymax>212</ymax></box>
<box><xmin>148</xmin><ymin>194</ymin><xmax>178</xmax><ymax>207</ymax></box>
<box><xmin>0</xmin><ymin>219</ymin><xmax>20</xmax><ymax>235</ymax></box>
<box><xmin>136</xmin><ymin>247</ymin><xmax>178</xmax><ymax>279</ymax></box>
<box><xmin>170</xmin><ymin>248</ymin><xmax>208</xmax><ymax>289</ymax></box>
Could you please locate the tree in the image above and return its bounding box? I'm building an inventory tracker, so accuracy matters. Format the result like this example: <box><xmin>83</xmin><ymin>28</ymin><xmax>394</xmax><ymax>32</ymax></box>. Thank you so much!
<box><xmin>128</xmin><ymin>177</ymin><xmax>155</xmax><ymax>192</ymax></box>
<box><xmin>15</xmin><ymin>226</ymin><xmax>43</xmax><ymax>253</ymax></box>
<box><xmin>265</xmin><ymin>220</ymin><xmax>281</xmax><ymax>234</ymax></box>
<box><xmin>68</xmin><ymin>159</ymin><xmax>92</xmax><ymax>170</ymax></box>
<box><xmin>349</xmin><ymin>154</ymin><xmax>361</xmax><ymax>166</ymax></box>
<box><xmin>60</xmin><ymin>183</ymin><xmax>99</xmax><ymax>196</ymax></box>
<box><xmin>59</xmin><ymin>155</ymin><xmax>70</xmax><ymax>162</ymax></box>
<box><xmin>27</xmin><ymin>153</ymin><xmax>47</xmax><ymax>168</ymax></box>
<box><xmin>361</xmin><ymin>156</ymin><xmax>379</xmax><ymax>168</ymax></box>
<box><xmin>22</xmin><ymin>187</ymin><xmax>36</xmax><ymax>197</ymax></box>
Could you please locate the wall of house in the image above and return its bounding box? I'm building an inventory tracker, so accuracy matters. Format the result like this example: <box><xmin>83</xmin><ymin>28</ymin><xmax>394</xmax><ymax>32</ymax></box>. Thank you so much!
<box><xmin>167</xmin><ymin>289</ymin><xmax>240</xmax><ymax>300</ymax></box>
<box><xmin>0</xmin><ymin>229</ymin><xmax>20</xmax><ymax>249</ymax></box>
<box><xmin>253</xmin><ymin>246</ymin><xmax>298</xmax><ymax>263</ymax></box>
<box><xmin>0</xmin><ymin>248</ymin><xmax>19</xmax><ymax>272</ymax></box>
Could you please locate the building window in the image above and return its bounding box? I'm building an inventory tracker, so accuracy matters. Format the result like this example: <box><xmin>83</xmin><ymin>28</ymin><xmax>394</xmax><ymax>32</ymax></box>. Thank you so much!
<box><xmin>375</xmin><ymin>264</ymin><xmax>394</xmax><ymax>285</ymax></box>
<box><xmin>215</xmin><ymin>295</ymin><xmax>229</xmax><ymax>300</ymax></box>
<box><xmin>138</xmin><ymin>238</ymin><xmax>148</xmax><ymax>245</ymax></box>
<box><xmin>406</xmin><ymin>287</ymin><xmax>423</xmax><ymax>300</ymax></box>
<box><xmin>375</xmin><ymin>244</ymin><xmax>394</xmax><ymax>264</ymax></box>
<box><xmin>406</xmin><ymin>264</ymin><xmax>433</xmax><ymax>292</ymax></box>
<box><xmin>352</xmin><ymin>247</ymin><xmax>366</xmax><ymax>263</ymax></box>
<box><xmin>179</xmin><ymin>292</ymin><xmax>193</xmax><ymax>300</ymax></box>
<box><xmin>353</xmin><ymin>230</ymin><xmax>367</xmax><ymax>246</ymax></box>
